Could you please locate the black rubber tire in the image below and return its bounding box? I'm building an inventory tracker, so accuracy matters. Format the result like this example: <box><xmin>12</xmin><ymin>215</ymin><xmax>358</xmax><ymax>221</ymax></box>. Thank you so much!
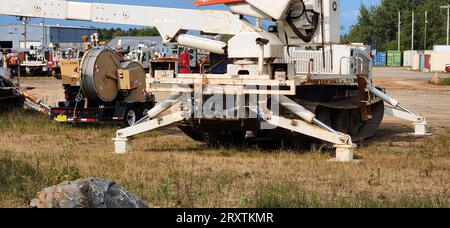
<box><xmin>178</xmin><ymin>122</ymin><xmax>204</xmax><ymax>142</ymax></box>
<box><xmin>315</xmin><ymin>106</ymin><xmax>332</xmax><ymax>126</ymax></box>
<box><xmin>202</xmin><ymin>130</ymin><xmax>247</xmax><ymax>148</ymax></box>
<box><xmin>352</xmin><ymin>100</ymin><xmax>385</xmax><ymax>141</ymax></box>
<box><xmin>178</xmin><ymin>121</ymin><xmax>246</xmax><ymax>148</ymax></box>
<box><xmin>332</xmin><ymin>109</ymin><xmax>350</xmax><ymax>134</ymax></box>
<box><xmin>122</xmin><ymin>105</ymin><xmax>139</xmax><ymax>127</ymax></box>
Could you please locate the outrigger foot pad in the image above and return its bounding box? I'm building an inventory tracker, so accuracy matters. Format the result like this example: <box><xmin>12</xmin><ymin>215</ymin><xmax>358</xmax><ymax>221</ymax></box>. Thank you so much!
<box><xmin>413</xmin><ymin>121</ymin><xmax>433</xmax><ymax>136</ymax></box>
<box><xmin>330</xmin><ymin>144</ymin><xmax>358</xmax><ymax>163</ymax></box>
<box><xmin>113</xmin><ymin>137</ymin><xmax>132</xmax><ymax>154</ymax></box>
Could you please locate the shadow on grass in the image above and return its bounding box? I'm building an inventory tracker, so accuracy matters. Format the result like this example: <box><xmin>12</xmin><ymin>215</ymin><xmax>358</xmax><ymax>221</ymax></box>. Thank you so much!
<box><xmin>142</xmin><ymin>138</ymin><xmax>324</xmax><ymax>155</ymax></box>
<box><xmin>361</xmin><ymin>123</ymin><xmax>417</xmax><ymax>146</ymax></box>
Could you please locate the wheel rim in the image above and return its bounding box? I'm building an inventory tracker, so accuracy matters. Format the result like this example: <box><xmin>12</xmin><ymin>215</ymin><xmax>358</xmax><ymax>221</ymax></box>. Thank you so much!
<box><xmin>126</xmin><ymin>109</ymin><xmax>137</xmax><ymax>126</ymax></box>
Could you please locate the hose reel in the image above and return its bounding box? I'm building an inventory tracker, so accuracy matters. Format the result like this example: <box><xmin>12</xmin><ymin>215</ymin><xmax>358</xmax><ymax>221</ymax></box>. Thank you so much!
<box><xmin>81</xmin><ymin>48</ymin><xmax>121</xmax><ymax>104</ymax></box>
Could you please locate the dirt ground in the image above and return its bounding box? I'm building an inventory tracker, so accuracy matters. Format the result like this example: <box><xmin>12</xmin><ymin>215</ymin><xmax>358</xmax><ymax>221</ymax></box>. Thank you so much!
<box><xmin>372</xmin><ymin>68</ymin><xmax>450</xmax><ymax>132</ymax></box>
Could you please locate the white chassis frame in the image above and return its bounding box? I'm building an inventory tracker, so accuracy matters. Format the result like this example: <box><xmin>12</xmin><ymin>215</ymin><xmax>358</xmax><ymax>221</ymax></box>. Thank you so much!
<box><xmin>114</xmin><ymin>73</ymin><xmax>430</xmax><ymax>162</ymax></box>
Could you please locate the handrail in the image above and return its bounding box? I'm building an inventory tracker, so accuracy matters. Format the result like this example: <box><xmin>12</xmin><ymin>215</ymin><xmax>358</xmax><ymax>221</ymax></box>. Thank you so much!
<box><xmin>339</xmin><ymin>56</ymin><xmax>355</xmax><ymax>75</ymax></box>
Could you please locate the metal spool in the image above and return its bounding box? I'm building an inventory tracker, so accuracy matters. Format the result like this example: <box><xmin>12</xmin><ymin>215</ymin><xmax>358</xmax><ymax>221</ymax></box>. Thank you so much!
<box><xmin>121</xmin><ymin>61</ymin><xmax>144</xmax><ymax>72</ymax></box>
<box><xmin>81</xmin><ymin>48</ymin><xmax>120</xmax><ymax>104</ymax></box>
<box><xmin>120</xmin><ymin>61</ymin><xmax>146</xmax><ymax>102</ymax></box>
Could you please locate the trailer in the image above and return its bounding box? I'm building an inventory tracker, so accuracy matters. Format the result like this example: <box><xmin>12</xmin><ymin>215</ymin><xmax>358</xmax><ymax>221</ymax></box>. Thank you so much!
<box><xmin>51</xmin><ymin>45</ymin><xmax>155</xmax><ymax>126</ymax></box>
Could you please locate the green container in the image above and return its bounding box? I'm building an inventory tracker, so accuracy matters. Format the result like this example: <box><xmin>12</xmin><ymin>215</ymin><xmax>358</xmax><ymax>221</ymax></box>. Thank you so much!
<box><xmin>387</xmin><ymin>51</ymin><xmax>402</xmax><ymax>67</ymax></box>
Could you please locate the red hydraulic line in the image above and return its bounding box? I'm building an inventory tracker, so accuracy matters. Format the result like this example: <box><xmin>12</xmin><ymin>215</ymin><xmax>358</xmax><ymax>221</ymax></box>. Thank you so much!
<box><xmin>194</xmin><ymin>0</ymin><xmax>245</xmax><ymax>7</ymax></box>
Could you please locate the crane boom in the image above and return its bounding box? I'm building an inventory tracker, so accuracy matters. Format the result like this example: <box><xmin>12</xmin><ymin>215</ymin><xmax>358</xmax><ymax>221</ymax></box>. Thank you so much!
<box><xmin>0</xmin><ymin>0</ymin><xmax>254</xmax><ymax>43</ymax></box>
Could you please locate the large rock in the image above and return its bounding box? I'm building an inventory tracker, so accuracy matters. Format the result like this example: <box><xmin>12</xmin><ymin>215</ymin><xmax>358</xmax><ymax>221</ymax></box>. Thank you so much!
<box><xmin>30</xmin><ymin>178</ymin><xmax>150</xmax><ymax>208</ymax></box>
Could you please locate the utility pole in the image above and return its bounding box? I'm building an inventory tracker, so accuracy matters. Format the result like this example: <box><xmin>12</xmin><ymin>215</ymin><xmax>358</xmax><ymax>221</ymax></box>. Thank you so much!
<box><xmin>441</xmin><ymin>4</ymin><xmax>450</xmax><ymax>45</ymax></box>
<box><xmin>18</xmin><ymin>17</ymin><xmax>30</xmax><ymax>49</ymax></box>
<box><xmin>41</xmin><ymin>18</ymin><xmax>45</xmax><ymax>47</ymax></box>
<box><xmin>424</xmin><ymin>11</ymin><xmax>428</xmax><ymax>50</ymax></box>
<box><xmin>23</xmin><ymin>19</ymin><xmax>27</xmax><ymax>49</ymax></box>
<box><xmin>412</xmin><ymin>11</ymin><xmax>415</xmax><ymax>50</ymax></box>
<box><xmin>398</xmin><ymin>11</ymin><xmax>401</xmax><ymax>51</ymax></box>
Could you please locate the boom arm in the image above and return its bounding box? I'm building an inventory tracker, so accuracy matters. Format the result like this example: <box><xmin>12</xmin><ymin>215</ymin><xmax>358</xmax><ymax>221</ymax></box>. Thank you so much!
<box><xmin>2</xmin><ymin>0</ymin><xmax>342</xmax><ymax>59</ymax></box>
<box><xmin>1</xmin><ymin>0</ymin><xmax>254</xmax><ymax>43</ymax></box>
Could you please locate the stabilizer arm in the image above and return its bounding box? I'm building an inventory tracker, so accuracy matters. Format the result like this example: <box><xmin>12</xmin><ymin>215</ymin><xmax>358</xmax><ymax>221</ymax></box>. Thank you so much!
<box><xmin>368</xmin><ymin>85</ymin><xmax>431</xmax><ymax>136</ymax></box>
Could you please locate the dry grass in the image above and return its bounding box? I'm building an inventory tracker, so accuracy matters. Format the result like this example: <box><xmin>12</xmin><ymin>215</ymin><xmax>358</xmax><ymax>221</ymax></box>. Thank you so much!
<box><xmin>1</xmin><ymin>110</ymin><xmax>450</xmax><ymax>208</ymax></box>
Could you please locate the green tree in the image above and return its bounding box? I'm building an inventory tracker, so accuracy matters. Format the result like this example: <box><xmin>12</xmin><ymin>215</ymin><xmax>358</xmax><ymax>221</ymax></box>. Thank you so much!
<box><xmin>345</xmin><ymin>0</ymin><xmax>449</xmax><ymax>50</ymax></box>
<box><xmin>98</xmin><ymin>28</ymin><xmax>160</xmax><ymax>42</ymax></box>
<box><xmin>346</xmin><ymin>4</ymin><xmax>374</xmax><ymax>44</ymax></box>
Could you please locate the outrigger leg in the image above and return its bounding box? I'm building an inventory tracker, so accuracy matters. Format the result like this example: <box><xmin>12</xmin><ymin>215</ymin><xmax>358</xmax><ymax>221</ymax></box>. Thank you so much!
<box><xmin>263</xmin><ymin>95</ymin><xmax>357</xmax><ymax>162</ymax></box>
<box><xmin>113</xmin><ymin>93</ymin><xmax>187</xmax><ymax>153</ymax></box>
<box><xmin>368</xmin><ymin>86</ymin><xmax>432</xmax><ymax>136</ymax></box>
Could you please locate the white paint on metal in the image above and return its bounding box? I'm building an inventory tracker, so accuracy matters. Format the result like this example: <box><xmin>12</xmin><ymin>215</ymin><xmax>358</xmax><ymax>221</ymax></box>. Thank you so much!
<box><xmin>177</xmin><ymin>35</ymin><xmax>226</xmax><ymax>55</ymax></box>
<box><xmin>283</xmin><ymin>44</ymin><xmax>370</xmax><ymax>76</ymax></box>
<box><xmin>333</xmin><ymin>144</ymin><xmax>357</xmax><ymax>162</ymax></box>
<box><xmin>67</xmin><ymin>2</ymin><xmax>91</xmax><ymax>21</ymax></box>
<box><xmin>263</xmin><ymin>114</ymin><xmax>351</xmax><ymax>146</ymax></box>
<box><xmin>227</xmin><ymin>3</ymin><xmax>271</xmax><ymax>20</ymax></box>
<box><xmin>228</xmin><ymin>31</ymin><xmax>284</xmax><ymax>58</ymax></box>
<box><xmin>368</xmin><ymin>86</ymin><xmax>400</xmax><ymax>107</ymax></box>
<box><xmin>146</xmin><ymin>93</ymin><xmax>183</xmax><ymax>119</ymax></box>
<box><xmin>113</xmin><ymin>138</ymin><xmax>132</xmax><ymax>154</ymax></box>
<box><xmin>245</xmin><ymin>0</ymin><xmax>291</xmax><ymax>20</ymax></box>
<box><xmin>413</xmin><ymin>122</ymin><xmax>432</xmax><ymax>136</ymax></box>
<box><xmin>116</xmin><ymin>111</ymin><xmax>187</xmax><ymax>140</ymax></box>
<box><xmin>384</xmin><ymin>106</ymin><xmax>430</xmax><ymax>136</ymax></box>
<box><xmin>384</xmin><ymin>107</ymin><xmax>421</xmax><ymax>123</ymax></box>
<box><xmin>274</xmin><ymin>95</ymin><xmax>316</xmax><ymax>123</ymax></box>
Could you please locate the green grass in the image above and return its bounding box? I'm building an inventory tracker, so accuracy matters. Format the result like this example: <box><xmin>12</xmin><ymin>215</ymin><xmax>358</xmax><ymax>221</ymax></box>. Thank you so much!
<box><xmin>251</xmin><ymin>183</ymin><xmax>450</xmax><ymax>208</ymax></box>
<box><xmin>0</xmin><ymin>147</ymin><xmax>84</xmax><ymax>207</ymax></box>
<box><xmin>428</xmin><ymin>77</ymin><xmax>450</xmax><ymax>86</ymax></box>
<box><xmin>443</xmin><ymin>77</ymin><xmax>450</xmax><ymax>86</ymax></box>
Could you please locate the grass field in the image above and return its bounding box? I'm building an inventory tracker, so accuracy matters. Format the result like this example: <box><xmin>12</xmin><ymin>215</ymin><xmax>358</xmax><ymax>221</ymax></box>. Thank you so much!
<box><xmin>1</xmin><ymin>110</ymin><xmax>450</xmax><ymax>208</ymax></box>
<box><xmin>444</xmin><ymin>77</ymin><xmax>450</xmax><ymax>86</ymax></box>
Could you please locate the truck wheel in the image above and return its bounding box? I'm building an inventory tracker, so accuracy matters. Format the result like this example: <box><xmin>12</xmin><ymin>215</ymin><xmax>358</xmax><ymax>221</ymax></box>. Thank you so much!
<box><xmin>124</xmin><ymin>106</ymin><xmax>138</xmax><ymax>127</ymax></box>
<box><xmin>52</xmin><ymin>70</ymin><xmax>62</xmax><ymax>79</ymax></box>
<box><xmin>25</xmin><ymin>67</ymin><xmax>32</xmax><ymax>76</ymax></box>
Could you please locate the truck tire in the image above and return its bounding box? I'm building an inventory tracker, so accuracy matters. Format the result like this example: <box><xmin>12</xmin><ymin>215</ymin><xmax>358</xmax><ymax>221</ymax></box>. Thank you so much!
<box><xmin>123</xmin><ymin>105</ymin><xmax>139</xmax><ymax>127</ymax></box>
<box><xmin>52</xmin><ymin>69</ymin><xmax>62</xmax><ymax>79</ymax></box>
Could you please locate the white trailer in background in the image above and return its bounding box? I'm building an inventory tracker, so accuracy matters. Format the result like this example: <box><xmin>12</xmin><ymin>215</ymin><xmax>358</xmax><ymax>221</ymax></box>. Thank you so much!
<box><xmin>0</xmin><ymin>0</ymin><xmax>431</xmax><ymax>162</ymax></box>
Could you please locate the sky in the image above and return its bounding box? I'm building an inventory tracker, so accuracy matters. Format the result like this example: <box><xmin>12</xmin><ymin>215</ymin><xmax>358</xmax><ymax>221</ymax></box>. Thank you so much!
<box><xmin>0</xmin><ymin>0</ymin><xmax>381</xmax><ymax>32</ymax></box>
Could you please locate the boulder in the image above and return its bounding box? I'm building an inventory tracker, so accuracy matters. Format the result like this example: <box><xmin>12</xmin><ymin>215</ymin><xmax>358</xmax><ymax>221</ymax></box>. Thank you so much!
<box><xmin>30</xmin><ymin>178</ymin><xmax>150</xmax><ymax>208</ymax></box>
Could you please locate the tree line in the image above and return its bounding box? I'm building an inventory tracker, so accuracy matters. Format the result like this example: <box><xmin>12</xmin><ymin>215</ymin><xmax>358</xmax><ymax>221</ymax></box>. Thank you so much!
<box><xmin>98</xmin><ymin>28</ymin><xmax>160</xmax><ymax>42</ymax></box>
<box><xmin>344</xmin><ymin>0</ymin><xmax>449</xmax><ymax>51</ymax></box>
